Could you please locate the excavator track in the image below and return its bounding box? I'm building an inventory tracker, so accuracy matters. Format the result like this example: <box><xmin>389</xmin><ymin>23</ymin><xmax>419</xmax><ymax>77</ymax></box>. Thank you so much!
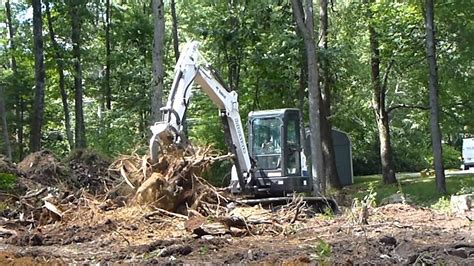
<box><xmin>236</xmin><ymin>196</ymin><xmax>339</xmax><ymax>214</ymax></box>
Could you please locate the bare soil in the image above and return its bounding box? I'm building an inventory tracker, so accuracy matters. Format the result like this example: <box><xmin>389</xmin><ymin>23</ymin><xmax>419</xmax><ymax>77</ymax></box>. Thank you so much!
<box><xmin>1</xmin><ymin>150</ymin><xmax>473</xmax><ymax>264</ymax></box>
<box><xmin>0</xmin><ymin>204</ymin><xmax>472</xmax><ymax>265</ymax></box>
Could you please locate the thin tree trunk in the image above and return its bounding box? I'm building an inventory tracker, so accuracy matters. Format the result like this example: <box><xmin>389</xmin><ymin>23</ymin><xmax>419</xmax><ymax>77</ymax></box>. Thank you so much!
<box><xmin>6</xmin><ymin>0</ymin><xmax>24</xmax><ymax>160</ymax></box>
<box><xmin>5</xmin><ymin>0</ymin><xmax>17</xmax><ymax>77</ymax></box>
<box><xmin>0</xmin><ymin>86</ymin><xmax>12</xmax><ymax>160</ymax></box>
<box><xmin>291</xmin><ymin>0</ymin><xmax>324</xmax><ymax>195</ymax></box>
<box><xmin>151</xmin><ymin>0</ymin><xmax>165</xmax><ymax>123</ymax></box>
<box><xmin>319</xmin><ymin>0</ymin><xmax>341</xmax><ymax>190</ymax></box>
<box><xmin>293</xmin><ymin>5</ymin><xmax>308</xmax><ymax>165</ymax></box>
<box><xmin>105</xmin><ymin>0</ymin><xmax>112</xmax><ymax>110</ymax></box>
<box><xmin>31</xmin><ymin>0</ymin><xmax>46</xmax><ymax>152</ymax></box>
<box><xmin>368</xmin><ymin>23</ymin><xmax>397</xmax><ymax>184</ymax></box>
<box><xmin>45</xmin><ymin>1</ymin><xmax>74</xmax><ymax>150</ymax></box>
<box><xmin>70</xmin><ymin>0</ymin><xmax>87</xmax><ymax>148</ymax></box>
<box><xmin>298</xmin><ymin>66</ymin><xmax>308</xmax><ymax>165</ymax></box>
<box><xmin>170</xmin><ymin>0</ymin><xmax>179</xmax><ymax>62</ymax></box>
<box><xmin>424</xmin><ymin>0</ymin><xmax>446</xmax><ymax>193</ymax></box>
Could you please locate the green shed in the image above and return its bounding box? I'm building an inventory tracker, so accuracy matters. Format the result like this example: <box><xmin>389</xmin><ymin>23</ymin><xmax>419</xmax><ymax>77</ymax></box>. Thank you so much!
<box><xmin>304</xmin><ymin>129</ymin><xmax>353</xmax><ymax>186</ymax></box>
<box><xmin>331</xmin><ymin>129</ymin><xmax>353</xmax><ymax>186</ymax></box>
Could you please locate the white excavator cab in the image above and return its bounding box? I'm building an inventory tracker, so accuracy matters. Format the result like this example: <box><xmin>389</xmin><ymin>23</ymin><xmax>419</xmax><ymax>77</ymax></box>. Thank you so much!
<box><xmin>230</xmin><ymin>108</ymin><xmax>312</xmax><ymax>196</ymax></box>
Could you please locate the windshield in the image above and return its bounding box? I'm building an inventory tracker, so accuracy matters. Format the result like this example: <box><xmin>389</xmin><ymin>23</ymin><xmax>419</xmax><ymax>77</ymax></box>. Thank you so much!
<box><xmin>252</xmin><ymin>117</ymin><xmax>282</xmax><ymax>169</ymax></box>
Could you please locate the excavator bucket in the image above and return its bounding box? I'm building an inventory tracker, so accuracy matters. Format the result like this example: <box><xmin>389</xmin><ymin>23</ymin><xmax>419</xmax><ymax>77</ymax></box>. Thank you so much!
<box><xmin>149</xmin><ymin>122</ymin><xmax>176</xmax><ymax>163</ymax></box>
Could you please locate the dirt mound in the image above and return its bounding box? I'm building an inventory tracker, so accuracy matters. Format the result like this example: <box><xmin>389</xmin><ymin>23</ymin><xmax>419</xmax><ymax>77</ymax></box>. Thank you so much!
<box><xmin>17</xmin><ymin>150</ymin><xmax>66</xmax><ymax>187</ymax></box>
<box><xmin>64</xmin><ymin>149</ymin><xmax>115</xmax><ymax>195</ymax></box>
<box><xmin>0</xmin><ymin>156</ymin><xmax>19</xmax><ymax>176</ymax></box>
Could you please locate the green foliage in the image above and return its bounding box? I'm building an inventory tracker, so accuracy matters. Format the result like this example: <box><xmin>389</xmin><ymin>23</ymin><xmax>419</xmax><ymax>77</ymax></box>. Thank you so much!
<box><xmin>202</xmin><ymin>160</ymin><xmax>232</xmax><ymax>187</ymax></box>
<box><xmin>0</xmin><ymin>173</ymin><xmax>18</xmax><ymax>191</ymax></box>
<box><xmin>353</xmin><ymin>173</ymin><xmax>474</xmax><ymax>206</ymax></box>
<box><xmin>0</xmin><ymin>0</ymin><xmax>472</xmax><ymax>195</ymax></box>
<box><xmin>363</xmin><ymin>184</ymin><xmax>378</xmax><ymax>208</ymax></box>
<box><xmin>310</xmin><ymin>239</ymin><xmax>332</xmax><ymax>262</ymax></box>
<box><xmin>456</xmin><ymin>180</ymin><xmax>474</xmax><ymax>195</ymax></box>
<box><xmin>199</xmin><ymin>245</ymin><xmax>209</xmax><ymax>255</ymax></box>
<box><xmin>430</xmin><ymin>196</ymin><xmax>451</xmax><ymax>213</ymax></box>
<box><xmin>441</xmin><ymin>145</ymin><xmax>462</xmax><ymax>169</ymax></box>
<box><xmin>424</xmin><ymin>144</ymin><xmax>461</xmax><ymax>170</ymax></box>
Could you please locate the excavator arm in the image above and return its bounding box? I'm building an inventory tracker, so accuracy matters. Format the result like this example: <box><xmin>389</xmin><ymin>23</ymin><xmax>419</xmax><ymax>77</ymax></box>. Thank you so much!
<box><xmin>150</xmin><ymin>41</ymin><xmax>252</xmax><ymax>192</ymax></box>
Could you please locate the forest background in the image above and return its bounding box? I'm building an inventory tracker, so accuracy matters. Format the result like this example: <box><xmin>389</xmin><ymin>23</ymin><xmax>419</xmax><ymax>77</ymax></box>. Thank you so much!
<box><xmin>0</xmin><ymin>0</ymin><xmax>472</xmax><ymax>186</ymax></box>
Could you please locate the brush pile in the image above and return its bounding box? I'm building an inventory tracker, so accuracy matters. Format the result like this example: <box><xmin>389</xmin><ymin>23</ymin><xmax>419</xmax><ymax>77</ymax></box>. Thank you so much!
<box><xmin>0</xmin><ymin>146</ymin><xmax>320</xmax><ymax>246</ymax></box>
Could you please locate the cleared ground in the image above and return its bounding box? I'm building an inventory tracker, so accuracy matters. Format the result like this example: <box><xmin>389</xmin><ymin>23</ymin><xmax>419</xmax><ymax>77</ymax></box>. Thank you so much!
<box><xmin>1</xmin><ymin>151</ymin><xmax>473</xmax><ymax>264</ymax></box>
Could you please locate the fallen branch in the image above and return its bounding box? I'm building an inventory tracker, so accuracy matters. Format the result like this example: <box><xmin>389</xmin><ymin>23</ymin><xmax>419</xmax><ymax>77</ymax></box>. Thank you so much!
<box><xmin>119</xmin><ymin>165</ymin><xmax>135</xmax><ymax>189</ymax></box>
<box><xmin>0</xmin><ymin>226</ymin><xmax>18</xmax><ymax>237</ymax></box>
<box><xmin>144</xmin><ymin>208</ymin><xmax>188</xmax><ymax>220</ymax></box>
<box><xmin>43</xmin><ymin>201</ymin><xmax>63</xmax><ymax>217</ymax></box>
<box><xmin>21</xmin><ymin>188</ymin><xmax>47</xmax><ymax>199</ymax></box>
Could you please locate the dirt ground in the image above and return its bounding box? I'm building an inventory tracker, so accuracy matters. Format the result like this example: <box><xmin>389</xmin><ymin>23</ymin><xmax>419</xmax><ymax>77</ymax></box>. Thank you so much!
<box><xmin>1</xmin><ymin>151</ymin><xmax>473</xmax><ymax>264</ymax></box>
<box><xmin>0</xmin><ymin>203</ymin><xmax>472</xmax><ymax>265</ymax></box>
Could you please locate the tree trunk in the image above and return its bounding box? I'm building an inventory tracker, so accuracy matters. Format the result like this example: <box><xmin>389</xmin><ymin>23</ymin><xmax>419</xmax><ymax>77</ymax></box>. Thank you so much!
<box><xmin>223</xmin><ymin>0</ymin><xmax>244</xmax><ymax>92</ymax></box>
<box><xmin>45</xmin><ymin>0</ymin><xmax>74</xmax><ymax>150</ymax></box>
<box><xmin>368</xmin><ymin>23</ymin><xmax>397</xmax><ymax>184</ymax></box>
<box><xmin>70</xmin><ymin>0</ymin><xmax>87</xmax><ymax>148</ymax></box>
<box><xmin>291</xmin><ymin>0</ymin><xmax>324</xmax><ymax>195</ymax></box>
<box><xmin>105</xmin><ymin>0</ymin><xmax>112</xmax><ymax>110</ymax></box>
<box><xmin>0</xmin><ymin>86</ymin><xmax>12</xmax><ymax>160</ymax></box>
<box><xmin>424</xmin><ymin>0</ymin><xmax>446</xmax><ymax>193</ymax></box>
<box><xmin>6</xmin><ymin>0</ymin><xmax>24</xmax><ymax>160</ymax></box>
<box><xmin>171</xmin><ymin>0</ymin><xmax>179</xmax><ymax>62</ymax></box>
<box><xmin>293</xmin><ymin>4</ymin><xmax>308</xmax><ymax>168</ymax></box>
<box><xmin>151</xmin><ymin>0</ymin><xmax>165</xmax><ymax>123</ymax></box>
<box><xmin>5</xmin><ymin>0</ymin><xmax>17</xmax><ymax>80</ymax></box>
<box><xmin>319</xmin><ymin>0</ymin><xmax>341</xmax><ymax>190</ymax></box>
<box><xmin>31</xmin><ymin>0</ymin><xmax>46</xmax><ymax>152</ymax></box>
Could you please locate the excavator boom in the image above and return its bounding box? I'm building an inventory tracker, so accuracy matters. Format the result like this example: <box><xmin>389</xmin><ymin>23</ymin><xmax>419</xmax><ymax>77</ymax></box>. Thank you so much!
<box><xmin>149</xmin><ymin>42</ymin><xmax>252</xmax><ymax>191</ymax></box>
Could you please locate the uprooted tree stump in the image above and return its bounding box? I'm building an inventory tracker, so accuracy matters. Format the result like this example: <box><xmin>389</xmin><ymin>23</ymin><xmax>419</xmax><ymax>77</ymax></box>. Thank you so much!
<box><xmin>110</xmin><ymin>147</ymin><xmax>233</xmax><ymax>215</ymax></box>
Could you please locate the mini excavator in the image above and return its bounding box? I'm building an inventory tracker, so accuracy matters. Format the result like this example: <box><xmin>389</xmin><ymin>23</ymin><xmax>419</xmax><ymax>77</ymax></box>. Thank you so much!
<box><xmin>149</xmin><ymin>42</ymin><xmax>337</xmax><ymax>211</ymax></box>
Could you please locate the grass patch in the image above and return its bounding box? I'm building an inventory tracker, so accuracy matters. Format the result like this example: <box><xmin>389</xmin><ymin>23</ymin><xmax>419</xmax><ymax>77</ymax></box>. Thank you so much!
<box><xmin>350</xmin><ymin>172</ymin><xmax>474</xmax><ymax>206</ymax></box>
<box><xmin>0</xmin><ymin>173</ymin><xmax>18</xmax><ymax>191</ymax></box>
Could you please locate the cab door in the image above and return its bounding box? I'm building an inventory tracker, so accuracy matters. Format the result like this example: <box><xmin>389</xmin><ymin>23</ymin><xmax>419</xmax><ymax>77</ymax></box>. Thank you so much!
<box><xmin>283</xmin><ymin>111</ymin><xmax>302</xmax><ymax>176</ymax></box>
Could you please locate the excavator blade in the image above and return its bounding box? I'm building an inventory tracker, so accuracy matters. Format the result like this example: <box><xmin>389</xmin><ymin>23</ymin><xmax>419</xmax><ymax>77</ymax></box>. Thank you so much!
<box><xmin>149</xmin><ymin>122</ymin><xmax>176</xmax><ymax>163</ymax></box>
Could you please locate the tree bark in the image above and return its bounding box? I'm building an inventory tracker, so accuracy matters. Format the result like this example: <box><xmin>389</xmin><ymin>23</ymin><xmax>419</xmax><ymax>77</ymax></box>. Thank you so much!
<box><xmin>170</xmin><ymin>0</ymin><xmax>179</xmax><ymax>62</ymax></box>
<box><xmin>424</xmin><ymin>0</ymin><xmax>446</xmax><ymax>193</ymax></box>
<box><xmin>0</xmin><ymin>86</ymin><xmax>12</xmax><ymax>160</ymax></box>
<box><xmin>45</xmin><ymin>0</ymin><xmax>74</xmax><ymax>150</ymax></box>
<box><xmin>293</xmin><ymin>4</ymin><xmax>308</xmax><ymax>169</ymax></box>
<box><xmin>291</xmin><ymin>0</ymin><xmax>324</xmax><ymax>194</ymax></box>
<box><xmin>6</xmin><ymin>0</ymin><xmax>24</xmax><ymax>160</ymax></box>
<box><xmin>70</xmin><ymin>0</ymin><xmax>87</xmax><ymax>148</ymax></box>
<box><xmin>319</xmin><ymin>0</ymin><xmax>341</xmax><ymax>190</ymax></box>
<box><xmin>5</xmin><ymin>0</ymin><xmax>17</xmax><ymax>76</ymax></box>
<box><xmin>105</xmin><ymin>0</ymin><xmax>112</xmax><ymax>110</ymax></box>
<box><xmin>31</xmin><ymin>0</ymin><xmax>46</xmax><ymax>152</ymax></box>
<box><xmin>151</xmin><ymin>0</ymin><xmax>165</xmax><ymax>123</ymax></box>
<box><xmin>368</xmin><ymin>24</ymin><xmax>397</xmax><ymax>184</ymax></box>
